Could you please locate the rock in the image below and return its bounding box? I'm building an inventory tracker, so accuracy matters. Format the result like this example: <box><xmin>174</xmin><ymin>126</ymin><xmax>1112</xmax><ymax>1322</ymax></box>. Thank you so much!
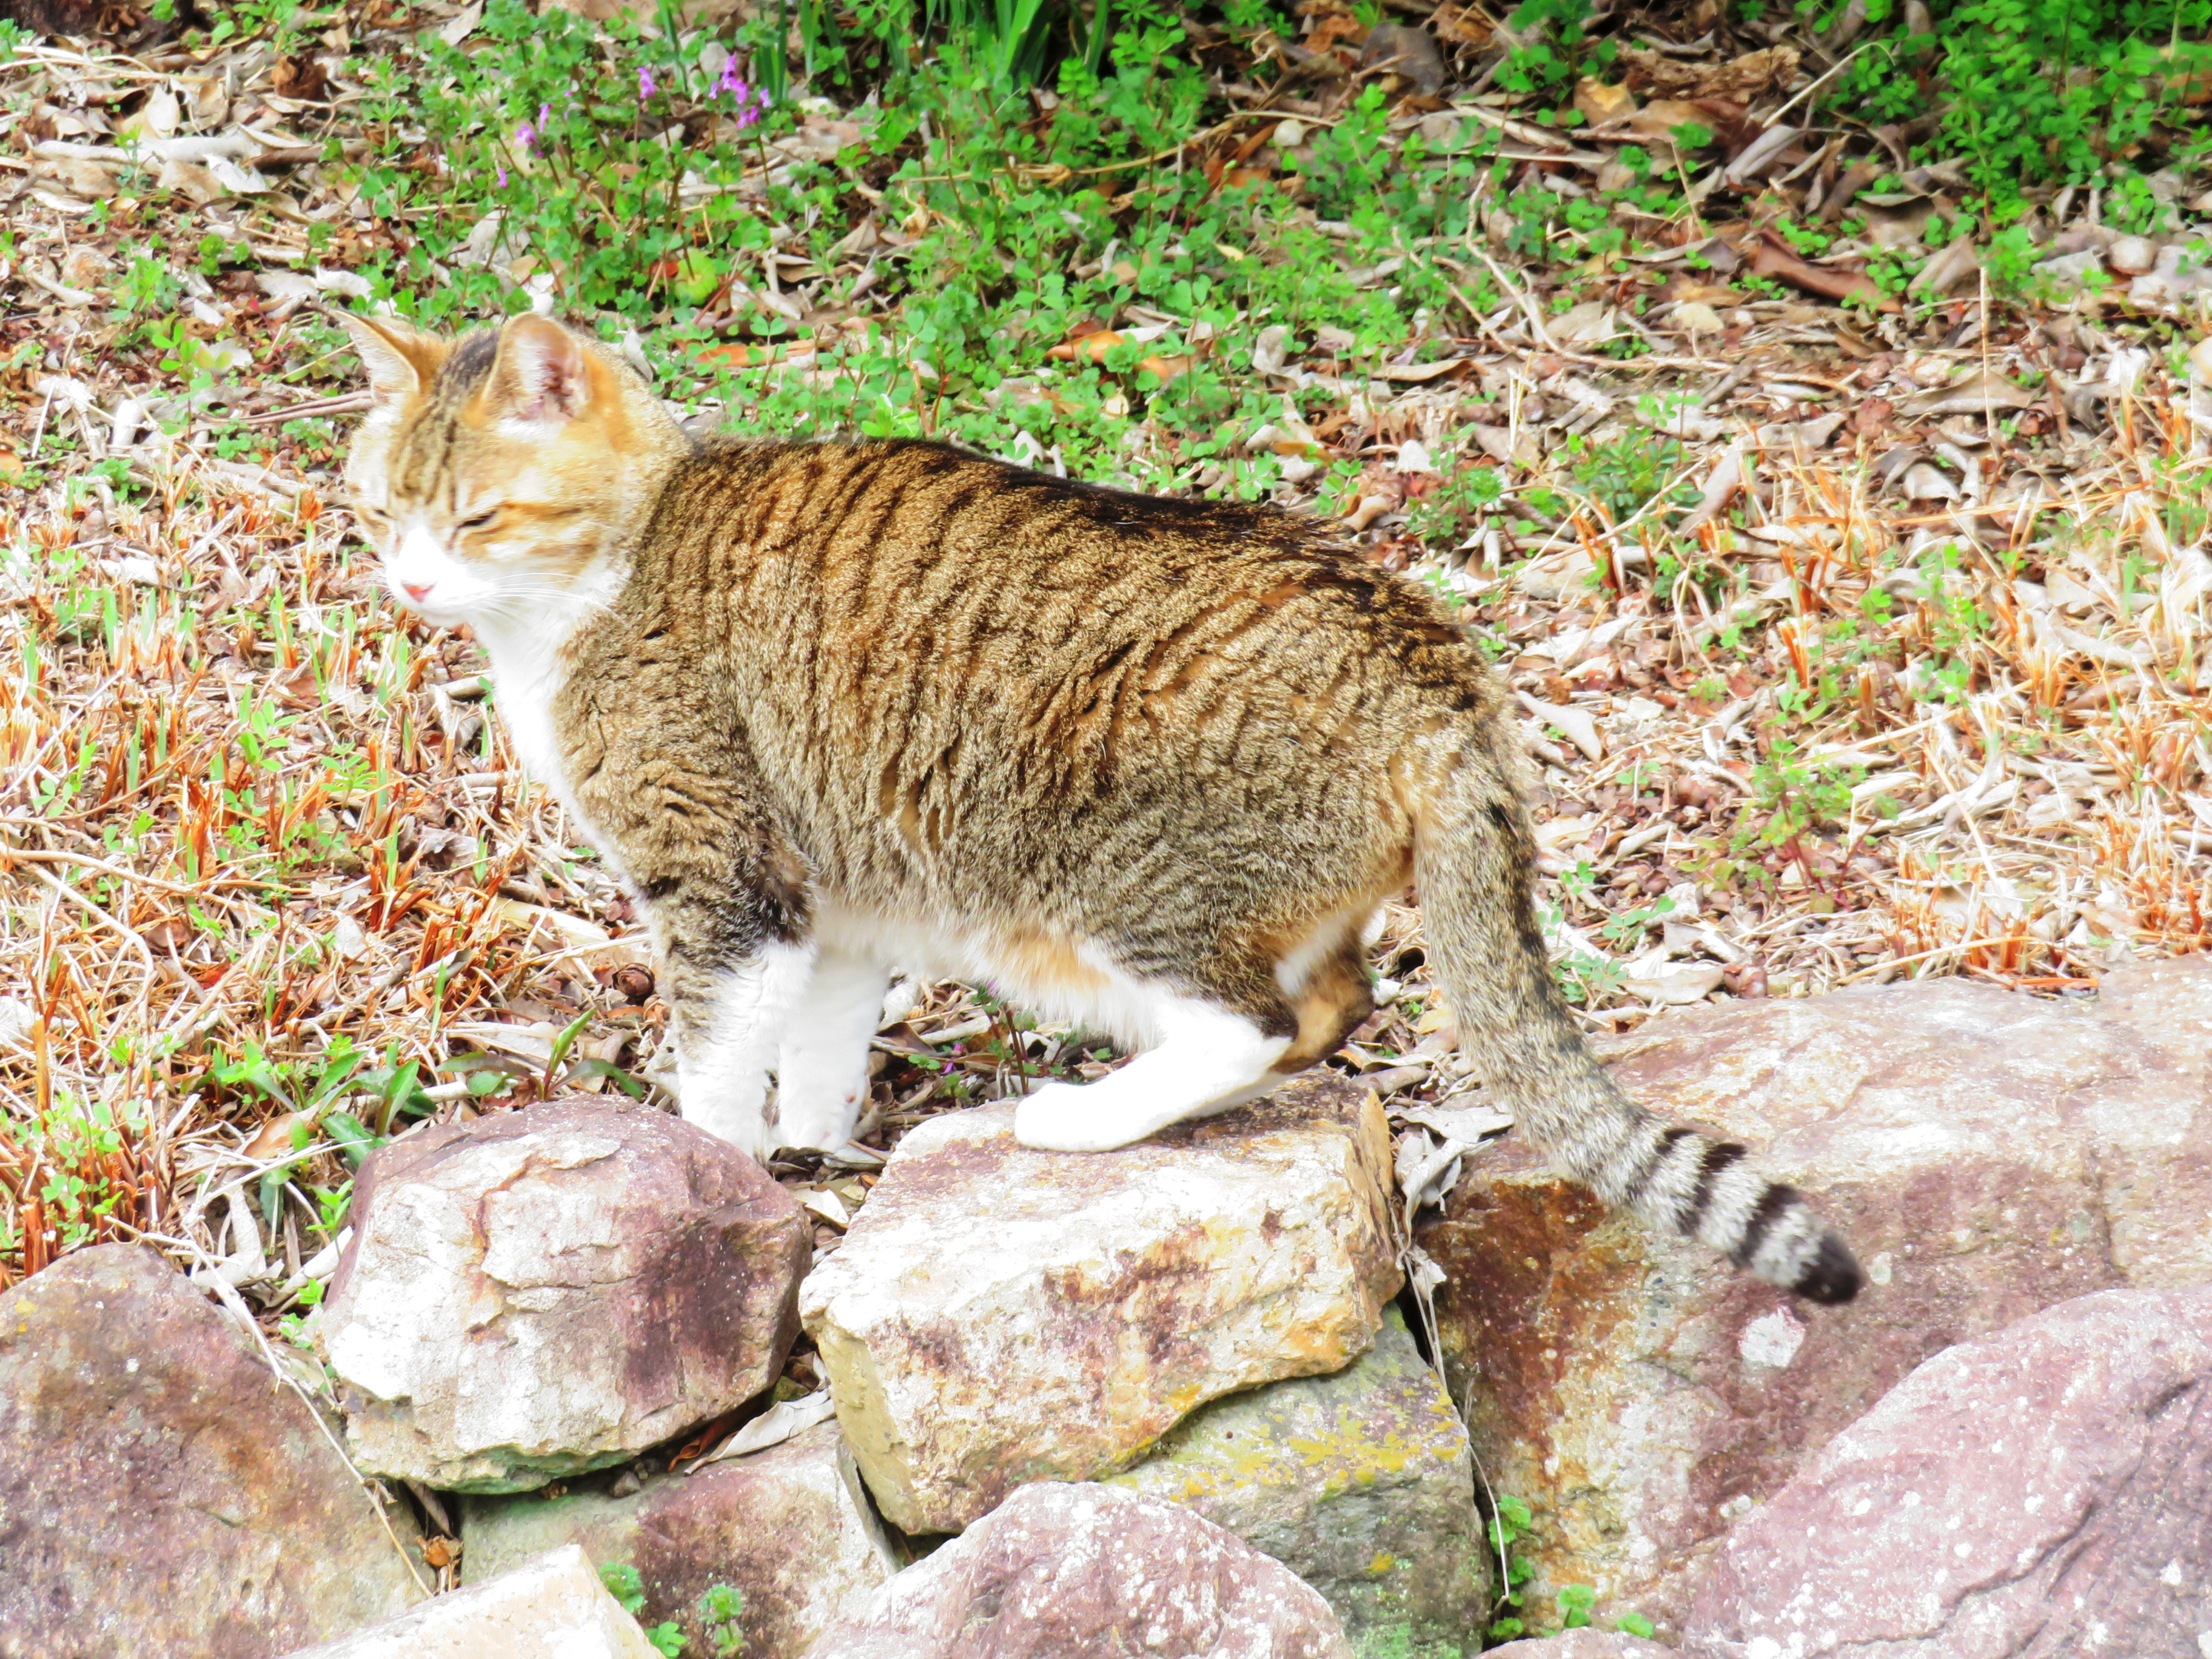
<box><xmin>1111</xmin><ymin>1307</ymin><xmax>1489</xmax><ymax>1657</ymax></box>
<box><xmin>801</xmin><ymin>1073</ymin><xmax>1399</xmax><ymax>1533</ymax></box>
<box><xmin>0</xmin><ymin>1244</ymin><xmax>427</xmax><ymax>1656</ymax></box>
<box><xmin>321</xmin><ymin>1099</ymin><xmax>811</xmax><ymax>1492</ymax></box>
<box><xmin>280</xmin><ymin>1543</ymin><xmax>660</xmax><ymax>1657</ymax></box>
<box><xmin>1416</xmin><ymin>959</ymin><xmax>2212</xmax><ymax>1636</ymax></box>
<box><xmin>459</xmin><ymin>1421</ymin><xmax>897</xmax><ymax>1656</ymax></box>
<box><xmin>813</xmin><ymin>1483</ymin><xmax>1355</xmax><ymax>1658</ymax></box>
<box><xmin>1684</xmin><ymin>1285</ymin><xmax>2212</xmax><ymax>1658</ymax></box>
<box><xmin>1489</xmin><ymin>1637</ymin><xmax>1679</xmax><ymax>1658</ymax></box>
<box><xmin>2130</xmin><ymin>240</ymin><xmax>2212</xmax><ymax>312</ymax></box>
<box><xmin>2106</xmin><ymin>233</ymin><xmax>2159</xmax><ymax>275</ymax></box>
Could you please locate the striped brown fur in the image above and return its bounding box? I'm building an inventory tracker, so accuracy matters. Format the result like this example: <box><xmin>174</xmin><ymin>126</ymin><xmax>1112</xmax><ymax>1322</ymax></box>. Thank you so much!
<box><xmin>335</xmin><ymin>310</ymin><xmax>1860</xmax><ymax>1303</ymax></box>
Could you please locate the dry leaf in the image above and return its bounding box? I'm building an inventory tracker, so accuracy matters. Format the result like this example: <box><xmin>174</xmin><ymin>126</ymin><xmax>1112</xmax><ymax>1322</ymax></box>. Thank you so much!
<box><xmin>1575</xmin><ymin>78</ymin><xmax>1637</xmax><ymax>127</ymax></box>
<box><xmin>272</xmin><ymin>56</ymin><xmax>330</xmax><ymax>102</ymax></box>
<box><xmin>1375</xmin><ymin>357</ymin><xmax>1465</xmax><ymax>383</ymax></box>
<box><xmin>1050</xmin><ymin>329</ymin><xmax>1124</xmax><ymax>364</ymax></box>
<box><xmin>1619</xmin><ymin>44</ymin><xmax>1801</xmax><ymax>102</ymax></box>
<box><xmin>1902</xmin><ymin>369</ymin><xmax>2036</xmax><ymax>418</ymax></box>
<box><xmin>1749</xmin><ymin>233</ymin><xmax>1900</xmax><ymax>313</ymax></box>
<box><xmin>243</xmin><ymin>1112</ymin><xmax>303</xmax><ymax>1161</ymax></box>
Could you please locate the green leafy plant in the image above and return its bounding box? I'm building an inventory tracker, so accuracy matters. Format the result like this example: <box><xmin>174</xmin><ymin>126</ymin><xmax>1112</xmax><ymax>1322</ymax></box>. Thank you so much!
<box><xmin>1815</xmin><ymin>0</ymin><xmax>2212</xmax><ymax>209</ymax></box>
<box><xmin>1484</xmin><ymin>1492</ymin><xmax>1655</xmax><ymax>1641</ymax></box>
<box><xmin>699</xmin><ymin>1584</ymin><xmax>746</xmax><ymax>1655</ymax></box>
<box><xmin>598</xmin><ymin>1563</ymin><xmax>686</xmax><ymax>1655</ymax></box>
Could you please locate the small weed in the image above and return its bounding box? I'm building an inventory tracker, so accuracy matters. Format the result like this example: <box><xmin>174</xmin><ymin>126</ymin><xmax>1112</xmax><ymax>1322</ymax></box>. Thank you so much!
<box><xmin>596</xmin><ymin>1564</ymin><xmax>746</xmax><ymax>1655</ymax></box>
<box><xmin>1484</xmin><ymin>1490</ymin><xmax>1655</xmax><ymax>1644</ymax></box>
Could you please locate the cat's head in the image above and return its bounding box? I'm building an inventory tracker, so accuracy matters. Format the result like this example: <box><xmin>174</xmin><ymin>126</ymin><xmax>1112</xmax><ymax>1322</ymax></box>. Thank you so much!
<box><xmin>336</xmin><ymin>312</ymin><xmax>686</xmax><ymax>629</ymax></box>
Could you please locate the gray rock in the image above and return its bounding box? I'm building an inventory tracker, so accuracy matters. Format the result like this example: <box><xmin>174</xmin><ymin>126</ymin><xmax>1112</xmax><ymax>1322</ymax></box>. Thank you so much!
<box><xmin>1111</xmin><ymin>1308</ymin><xmax>1489</xmax><ymax>1657</ymax></box>
<box><xmin>801</xmin><ymin>1073</ymin><xmax>1400</xmax><ymax>1532</ymax></box>
<box><xmin>1416</xmin><ymin>957</ymin><xmax>2212</xmax><ymax>1636</ymax></box>
<box><xmin>813</xmin><ymin>1482</ymin><xmax>1354</xmax><ymax>1658</ymax></box>
<box><xmin>1684</xmin><ymin>1285</ymin><xmax>2212</xmax><ymax>1658</ymax></box>
<box><xmin>0</xmin><ymin>1244</ymin><xmax>427</xmax><ymax>1657</ymax></box>
<box><xmin>459</xmin><ymin>1421</ymin><xmax>897</xmax><ymax>1657</ymax></box>
<box><xmin>281</xmin><ymin>1543</ymin><xmax>659</xmax><ymax>1657</ymax></box>
<box><xmin>320</xmin><ymin>1099</ymin><xmax>811</xmax><ymax>1492</ymax></box>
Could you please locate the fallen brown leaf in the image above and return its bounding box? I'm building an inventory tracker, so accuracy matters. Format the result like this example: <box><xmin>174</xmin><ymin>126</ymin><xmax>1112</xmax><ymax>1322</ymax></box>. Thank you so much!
<box><xmin>1575</xmin><ymin>77</ymin><xmax>1637</xmax><ymax>127</ymax></box>
<box><xmin>1050</xmin><ymin>329</ymin><xmax>1124</xmax><ymax>364</ymax></box>
<box><xmin>1750</xmin><ymin>232</ymin><xmax>1900</xmax><ymax>313</ymax></box>
<box><xmin>1618</xmin><ymin>44</ymin><xmax>1800</xmax><ymax>102</ymax></box>
<box><xmin>272</xmin><ymin>55</ymin><xmax>330</xmax><ymax>102</ymax></box>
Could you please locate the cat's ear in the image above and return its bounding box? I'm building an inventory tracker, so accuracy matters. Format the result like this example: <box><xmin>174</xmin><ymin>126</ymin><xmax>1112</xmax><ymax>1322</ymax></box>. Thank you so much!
<box><xmin>333</xmin><ymin>309</ymin><xmax>445</xmax><ymax>404</ymax></box>
<box><xmin>482</xmin><ymin>313</ymin><xmax>595</xmax><ymax>425</ymax></box>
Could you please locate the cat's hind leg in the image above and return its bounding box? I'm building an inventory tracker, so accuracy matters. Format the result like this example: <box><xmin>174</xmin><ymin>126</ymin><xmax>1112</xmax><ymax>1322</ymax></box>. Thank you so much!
<box><xmin>773</xmin><ymin>947</ymin><xmax>890</xmax><ymax>1153</ymax></box>
<box><xmin>1012</xmin><ymin>935</ymin><xmax>1374</xmax><ymax>1152</ymax></box>
<box><xmin>1013</xmin><ymin>994</ymin><xmax>1292</xmax><ymax>1151</ymax></box>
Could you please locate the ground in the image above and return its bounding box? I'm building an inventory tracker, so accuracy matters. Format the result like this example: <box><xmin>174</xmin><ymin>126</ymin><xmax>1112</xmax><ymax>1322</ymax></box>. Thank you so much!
<box><xmin>1</xmin><ymin>0</ymin><xmax>2207</xmax><ymax>1373</ymax></box>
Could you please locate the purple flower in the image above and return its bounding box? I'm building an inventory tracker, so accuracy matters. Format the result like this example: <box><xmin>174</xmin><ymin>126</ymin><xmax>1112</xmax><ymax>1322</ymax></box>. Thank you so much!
<box><xmin>538</xmin><ymin>101</ymin><xmax>551</xmax><ymax>128</ymax></box>
<box><xmin>515</xmin><ymin>121</ymin><xmax>535</xmax><ymax>152</ymax></box>
<box><xmin>497</xmin><ymin>163</ymin><xmax>509</xmax><ymax>186</ymax></box>
<box><xmin>639</xmin><ymin>64</ymin><xmax>655</xmax><ymax>98</ymax></box>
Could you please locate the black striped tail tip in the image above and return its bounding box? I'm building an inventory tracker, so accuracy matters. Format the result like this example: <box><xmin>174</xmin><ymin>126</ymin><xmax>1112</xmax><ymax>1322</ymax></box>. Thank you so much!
<box><xmin>1794</xmin><ymin>1232</ymin><xmax>1864</xmax><ymax>1304</ymax></box>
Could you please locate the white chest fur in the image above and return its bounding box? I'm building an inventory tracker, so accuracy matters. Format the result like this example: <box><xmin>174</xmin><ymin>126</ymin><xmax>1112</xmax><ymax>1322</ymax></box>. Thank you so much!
<box><xmin>472</xmin><ymin>586</ymin><xmax>615</xmax><ymax>850</ymax></box>
<box><xmin>478</xmin><ymin>626</ymin><xmax>570</xmax><ymax>794</ymax></box>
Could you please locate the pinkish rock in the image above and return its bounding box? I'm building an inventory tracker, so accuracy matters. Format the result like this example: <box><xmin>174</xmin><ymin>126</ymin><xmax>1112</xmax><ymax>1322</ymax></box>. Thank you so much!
<box><xmin>458</xmin><ymin>1421</ymin><xmax>896</xmax><ymax>1656</ymax></box>
<box><xmin>0</xmin><ymin>1244</ymin><xmax>428</xmax><ymax>1656</ymax></box>
<box><xmin>281</xmin><ymin>1543</ymin><xmax>660</xmax><ymax>1657</ymax></box>
<box><xmin>1415</xmin><ymin>957</ymin><xmax>2212</xmax><ymax>1638</ymax></box>
<box><xmin>811</xmin><ymin>1482</ymin><xmax>1353</xmax><ymax>1658</ymax></box>
<box><xmin>801</xmin><ymin>1073</ymin><xmax>1399</xmax><ymax>1533</ymax></box>
<box><xmin>320</xmin><ymin>1099</ymin><xmax>811</xmax><ymax>1492</ymax></box>
<box><xmin>1684</xmin><ymin>1285</ymin><xmax>2212</xmax><ymax>1657</ymax></box>
<box><xmin>1490</xmin><ymin>1637</ymin><xmax>1680</xmax><ymax>1658</ymax></box>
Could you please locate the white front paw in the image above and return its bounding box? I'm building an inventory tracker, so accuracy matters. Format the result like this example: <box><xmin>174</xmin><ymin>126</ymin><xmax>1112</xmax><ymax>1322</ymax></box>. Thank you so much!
<box><xmin>773</xmin><ymin>1085</ymin><xmax>862</xmax><ymax>1156</ymax></box>
<box><xmin>682</xmin><ymin>1098</ymin><xmax>771</xmax><ymax>1162</ymax></box>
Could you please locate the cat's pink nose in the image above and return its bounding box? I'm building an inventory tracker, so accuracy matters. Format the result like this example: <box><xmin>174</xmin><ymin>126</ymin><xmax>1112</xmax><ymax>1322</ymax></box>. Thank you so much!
<box><xmin>403</xmin><ymin>583</ymin><xmax>433</xmax><ymax>603</ymax></box>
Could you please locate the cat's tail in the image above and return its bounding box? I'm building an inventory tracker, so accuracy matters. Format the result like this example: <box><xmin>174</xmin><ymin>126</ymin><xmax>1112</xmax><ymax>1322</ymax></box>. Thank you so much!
<box><xmin>1413</xmin><ymin>766</ymin><xmax>1862</xmax><ymax>1304</ymax></box>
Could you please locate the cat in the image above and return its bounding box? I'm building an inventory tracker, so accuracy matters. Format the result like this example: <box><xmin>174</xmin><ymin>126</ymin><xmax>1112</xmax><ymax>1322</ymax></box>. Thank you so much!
<box><xmin>335</xmin><ymin>309</ymin><xmax>1862</xmax><ymax>1304</ymax></box>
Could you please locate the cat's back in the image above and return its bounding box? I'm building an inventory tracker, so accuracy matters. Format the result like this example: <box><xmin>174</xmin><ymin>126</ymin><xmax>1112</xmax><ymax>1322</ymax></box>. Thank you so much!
<box><xmin>638</xmin><ymin>438</ymin><xmax>1494</xmax><ymax>716</ymax></box>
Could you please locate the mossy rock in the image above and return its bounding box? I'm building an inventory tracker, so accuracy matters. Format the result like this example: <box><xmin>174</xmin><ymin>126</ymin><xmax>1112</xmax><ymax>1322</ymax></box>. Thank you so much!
<box><xmin>1111</xmin><ymin>1307</ymin><xmax>1489</xmax><ymax>1657</ymax></box>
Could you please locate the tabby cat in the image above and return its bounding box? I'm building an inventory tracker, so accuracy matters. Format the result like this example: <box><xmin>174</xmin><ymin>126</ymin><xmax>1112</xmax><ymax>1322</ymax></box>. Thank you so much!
<box><xmin>337</xmin><ymin>309</ymin><xmax>1860</xmax><ymax>1303</ymax></box>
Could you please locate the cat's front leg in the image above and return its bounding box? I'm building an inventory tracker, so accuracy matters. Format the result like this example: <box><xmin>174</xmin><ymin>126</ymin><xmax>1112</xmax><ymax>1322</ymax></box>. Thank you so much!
<box><xmin>661</xmin><ymin>939</ymin><xmax>816</xmax><ymax>1158</ymax></box>
<box><xmin>774</xmin><ymin>946</ymin><xmax>890</xmax><ymax>1152</ymax></box>
<box><xmin>584</xmin><ymin>735</ymin><xmax>817</xmax><ymax>1162</ymax></box>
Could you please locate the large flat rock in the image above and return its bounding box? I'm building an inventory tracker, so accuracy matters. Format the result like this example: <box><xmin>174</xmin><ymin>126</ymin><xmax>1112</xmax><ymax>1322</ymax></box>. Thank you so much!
<box><xmin>320</xmin><ymin>1099</ymin><xmax>811</xmax><ymax>1492</ymax></box>
<box><xmin>1684</xmin><ymin>1285</ymin><xmax>2212</xmax><ymax>1658</ymax></box>
<box><xmin>281</xmin><ymin>1544</ymin><xmax>659</xmax><ymax>1657</ymax></box>
<box><xmin>812</xmin><ymin>1482</ymin><xmax>1354</xmax><ymax>1658</ymax></box>
<box><xmin>801</xmin><ymin>1073</ymin><xmax>1400</xmax><ymax>1532</ymax></box>
<box><xmin>459</xmin><ymin>1421</ymin><xmax>896</xmax><ymax>1657</ymax></box>
<box><xmin>1111</xmin><ymin>1307</ymin><xmax>1488</xmax><ymax>1657</ymax></box>
<box><xmin>0</xmin><ymin>1244</ymin><xmax>427</xmax><ymax>1657</ymax></box>
<box><xmin>1415</xmin><ymin>957</ymin><xmax>2212</xmax><ymax>1637</ymax></box>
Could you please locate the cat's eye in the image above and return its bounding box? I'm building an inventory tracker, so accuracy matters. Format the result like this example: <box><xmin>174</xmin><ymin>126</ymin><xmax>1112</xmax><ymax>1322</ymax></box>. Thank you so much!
<box><xmin>457</xmin><ymin>506</ymin><xmax>501</xmax><ymax>529</ymax></box>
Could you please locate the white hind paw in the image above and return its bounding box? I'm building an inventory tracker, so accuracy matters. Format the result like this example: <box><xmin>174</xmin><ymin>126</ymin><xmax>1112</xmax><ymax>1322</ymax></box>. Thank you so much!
<box><xmin>1013</xmin><ymin>1082</ymin><xmax>1146</xmax><ymax>1153</ymax></box>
